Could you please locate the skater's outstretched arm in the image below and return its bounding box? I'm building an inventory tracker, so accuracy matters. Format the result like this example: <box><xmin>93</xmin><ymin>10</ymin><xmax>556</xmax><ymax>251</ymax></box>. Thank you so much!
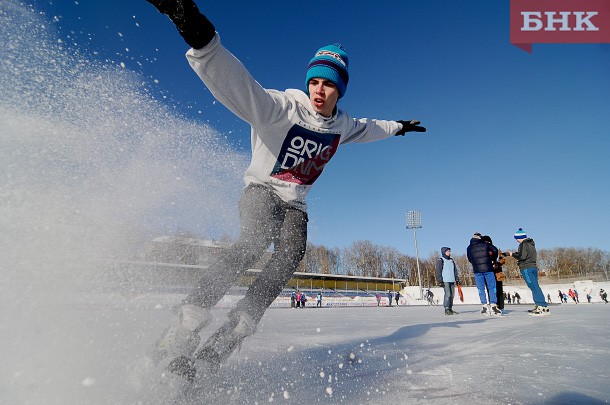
<box><xmin>146</xmin><ymin>0</ymin><xmax>281</xmax><ymax>126</ymax></box>
<box><xmin>340</xmin><ymin>116</ymin><xmax>427</xmax><ymax>145</ymax></box>
<box><xmin>146</xmin><ymin>0</ymin><xmax>215</xmax><ymax>49</ymax></box>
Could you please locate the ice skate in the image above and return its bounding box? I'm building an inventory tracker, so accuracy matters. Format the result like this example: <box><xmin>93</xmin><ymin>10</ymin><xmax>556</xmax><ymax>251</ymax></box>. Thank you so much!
<box><xmin>147</xmin><ymin>304</ymin><xmax>211</xmax><ymax>375</ymax></box>
<box><xmin>491</xmin><ymin>305</ymin><xmax>503</xmax><ymax>316</ymax></box>
<box><xmin>527</xmin><ymin>305</ymin><xmax>539</xmax><ymax>313</ymax></box>
<box><xmin>480</xmin><ymin>305</ymin><xmax>489</xmax><ymax>316</ymax></box>
<box><xmin>449</xmin><ymin>309</ymin><xmax>459</xmax><ymax>315</ymax></box>
<box><xmin>529</xmin><ymin>306</ymin><xmax>550</xmax><ymax>316</ymax></box>
<box><xmin>193</xmin><ymin>310</ymin><xmax>257</xmax><ymax>375</ymax></box>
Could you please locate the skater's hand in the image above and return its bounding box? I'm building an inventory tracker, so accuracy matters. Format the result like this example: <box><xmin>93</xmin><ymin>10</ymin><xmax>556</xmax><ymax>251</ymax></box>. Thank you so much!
<box><xmin>146</xmin><ymin>0</ymin><xmax>183</xmax><ymax>17</ymax></box>
<box><xmin>145</xmin><ymin>0</ymin><xmax>215</xmax><ymax>49</ymax></box>
<box><xmin>395</xmin><ymin>120</ymin><xmax>426</xmax><ymax>135</ymax></box>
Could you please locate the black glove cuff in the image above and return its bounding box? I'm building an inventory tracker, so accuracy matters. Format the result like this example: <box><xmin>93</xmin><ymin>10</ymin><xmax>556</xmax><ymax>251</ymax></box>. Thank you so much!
<box><xmin>177</xmin><ymin>12</ymin><xmax>216</xmax><ymax>49</ymax></box>
<box><xmin>151</xmin><ymin>0</ymin><xmax>216</xmax><ymax>49</ymax></box>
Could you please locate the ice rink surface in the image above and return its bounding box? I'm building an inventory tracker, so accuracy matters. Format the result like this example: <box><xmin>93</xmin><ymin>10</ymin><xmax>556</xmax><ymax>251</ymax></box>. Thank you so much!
<box><xmin>2</xmin><ymin>290</ymin><xmax>609</xmax><ymax>405</ymax></box>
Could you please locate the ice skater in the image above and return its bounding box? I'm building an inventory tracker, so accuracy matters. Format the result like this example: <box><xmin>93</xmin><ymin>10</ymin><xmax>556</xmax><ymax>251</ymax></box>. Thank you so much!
<box><xmin>506</xmin><ymin>228</ymin><xmax>549</xmax><ymax>316</ymax></box>
<box><xmin>600</xmin><ymin>289</ymin><xmax>608</xmax><ymax>303</ymax></box>
<box><xmin>145</xmin><ymin>0</ymin><xmax>427</xmax><ymax>380</ymax></box>
<box><xmin>435</xmin><ymin>247</ymin><xmax>460</xmax><ymax>315</ymax></box>
<box><xmin>467</xmin><ymin>233</ymin><xmax>502</xmax><ymax>315</ymax></box>
<box><xmin>482</xmin><ymin>235</ymin><xmax>505</xmax><ymax>314</ymax></box>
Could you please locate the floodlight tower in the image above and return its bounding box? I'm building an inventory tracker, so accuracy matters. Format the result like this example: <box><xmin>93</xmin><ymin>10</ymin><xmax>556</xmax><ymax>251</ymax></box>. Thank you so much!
<box><xmin>406</xmin><ymin>210</ymin><xmax>423</xmax><ymax>300</ymax></box>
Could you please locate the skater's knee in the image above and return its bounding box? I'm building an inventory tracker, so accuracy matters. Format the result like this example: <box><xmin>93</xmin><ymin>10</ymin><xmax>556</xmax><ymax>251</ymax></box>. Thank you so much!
<box><xmin>224</xmin><ymin>241</ymin><xmax>268</xmax><ymax>267</ymax></box>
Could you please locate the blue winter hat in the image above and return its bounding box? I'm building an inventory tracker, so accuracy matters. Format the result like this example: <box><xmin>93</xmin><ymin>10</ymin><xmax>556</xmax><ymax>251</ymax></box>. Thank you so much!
<box><xmin>305</xmin><ymin>43</ymin><xmax>349</xmax><ymax>98</ymax></box>
<box><xmin>514</xmin><ymin>228</ymin><xmax>527</xmax><ymax>240</ymax></box>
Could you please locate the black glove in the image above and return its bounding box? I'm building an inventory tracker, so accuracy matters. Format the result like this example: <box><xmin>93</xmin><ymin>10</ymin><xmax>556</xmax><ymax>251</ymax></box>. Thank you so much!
<box><xmin>395</xmin><ymin>120</ymin><xmax>427</xmax><ymax>135</ymax></box>
<box><xmin>438</xmin><ymin>282</ymin><xmax>444</xmax><ymax>287</ymax></box>
<box><xmin>146</xmin><ymin>0</ymin><xmax>215</xmax><ymax>49</ymax></box>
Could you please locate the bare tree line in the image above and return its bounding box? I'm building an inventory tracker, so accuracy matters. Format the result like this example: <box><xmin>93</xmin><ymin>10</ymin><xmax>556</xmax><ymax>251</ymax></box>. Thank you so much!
<box><xmin>146</xmin><ymin>235</ymin><xmax>610</xmax><ymax>285</ymax></box>
<box><xmin>297</xmin><ymin>241</ymin><xmax>610</xmax><ymax>286</ymax></box>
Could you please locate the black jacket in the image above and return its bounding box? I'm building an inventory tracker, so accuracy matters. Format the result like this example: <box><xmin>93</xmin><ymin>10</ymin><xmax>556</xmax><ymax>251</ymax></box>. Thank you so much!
<box><xmin>466</xmin><ymin>238</ymin><xmax>498</xmax><ymax>273</ymax></box>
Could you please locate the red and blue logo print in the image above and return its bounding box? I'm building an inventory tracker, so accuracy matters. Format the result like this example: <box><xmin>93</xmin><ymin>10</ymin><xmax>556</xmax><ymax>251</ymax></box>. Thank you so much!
<box><xmin>271</xmin><ymin>125</ymin><xmax>340</xmax><ymax>185</ymax></box>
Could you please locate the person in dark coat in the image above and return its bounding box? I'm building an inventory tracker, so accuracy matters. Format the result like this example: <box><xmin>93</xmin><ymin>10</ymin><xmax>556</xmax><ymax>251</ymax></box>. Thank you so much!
<box><xmin>467</xmin><ymin>233</ymin><xmax>501</xmax><ymax>315</ymax></box>
<box><xmin>600</xmin><ymin>289</ymin><xmax>608</xmax><ymax>303</ymax></box>
<box><xmin>481</xmin><ymin>235</ymin><xmax>505</xmax><ymax>314</ymax></box>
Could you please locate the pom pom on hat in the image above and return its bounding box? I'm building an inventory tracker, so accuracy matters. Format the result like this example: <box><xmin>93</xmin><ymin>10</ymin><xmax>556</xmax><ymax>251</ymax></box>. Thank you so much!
<box><xmin>305</xmin><ymin>43</ymin><xmax>349</xmax><ymax>98</ymax></box>
<box><xmin>472</xmin><ymin>232</ymin><xmax>482</xmax><ymax>239</ymax></box>
<box><xmin>514</xmin><ymin>228</ymin><xmax>527</xmax><ymax>240</ymax></box>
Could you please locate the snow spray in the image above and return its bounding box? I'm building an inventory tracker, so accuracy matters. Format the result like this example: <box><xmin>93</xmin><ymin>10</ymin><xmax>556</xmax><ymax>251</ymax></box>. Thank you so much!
<box><xmin>0</xmin><ymin>1</ymin><xmax>246</xmax><ymax>402</ymax></box>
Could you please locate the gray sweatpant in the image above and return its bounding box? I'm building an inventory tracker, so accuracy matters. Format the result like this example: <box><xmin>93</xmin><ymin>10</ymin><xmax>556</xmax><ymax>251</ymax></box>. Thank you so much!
<box><xmin>183</xmin><ymin>184</ymin><xmax>307</xmax><ymax>323</ymax></box>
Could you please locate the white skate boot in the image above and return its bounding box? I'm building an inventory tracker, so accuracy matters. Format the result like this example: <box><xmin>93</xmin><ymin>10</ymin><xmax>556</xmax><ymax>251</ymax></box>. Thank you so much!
<box><xmin>148</xmin><ymin>304</ymin><xmax>211</xmax><ymax>380</ymax></box>
<box><xmin>193</xmin><ymin>310</ymin><xmax>257</xmax><ymax>375</ymax></box>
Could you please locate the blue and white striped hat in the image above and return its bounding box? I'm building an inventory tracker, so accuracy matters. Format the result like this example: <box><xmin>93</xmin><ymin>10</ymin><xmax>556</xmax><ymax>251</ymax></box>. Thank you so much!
<box><xmin>514</xmin><ymin>228</ymin><xmax>527</xmax><ymax>240</ymax></box>
<box><xmin>305</xmin><ymin>43</ymin><xmax>349</xmax><ymax>98</ymax></box>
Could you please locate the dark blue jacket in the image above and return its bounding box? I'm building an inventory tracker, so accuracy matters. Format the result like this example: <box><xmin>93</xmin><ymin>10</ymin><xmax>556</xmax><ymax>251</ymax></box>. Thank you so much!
<box><xmin>466</xmin><ymin>238</ymin><xmax>498</xmax><ymax>273</ymax></box>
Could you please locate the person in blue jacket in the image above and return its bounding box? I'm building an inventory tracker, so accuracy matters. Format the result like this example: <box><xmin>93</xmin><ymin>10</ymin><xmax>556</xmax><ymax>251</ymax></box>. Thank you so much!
<box><xmin>435</xmin><ymin>247</ymin><xmax>460</xmax><ymax>315</ymax></box>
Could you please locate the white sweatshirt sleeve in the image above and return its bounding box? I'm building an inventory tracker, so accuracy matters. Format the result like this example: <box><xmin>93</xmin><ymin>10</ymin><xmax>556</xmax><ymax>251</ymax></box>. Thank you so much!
<box><xmin>186</xmin><ymin>34</ymin><xmax>284</xmax><ymax>128</ymax></box>
<box><xmin>340</xmin><ymin>115</ymin><xmax>402</xmax><ymax>144</ymax></box>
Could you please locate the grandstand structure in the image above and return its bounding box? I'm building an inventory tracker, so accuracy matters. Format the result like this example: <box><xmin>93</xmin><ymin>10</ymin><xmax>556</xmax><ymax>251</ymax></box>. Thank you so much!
<box><xmin>113</xmin><ymin>261</ymin><xmax>406</xmax><ymax>294</ymax></box>
<box><xmin>113</xmin><ymin>236</ymin><xmax>407</xmax><ymax>296</ymax></box>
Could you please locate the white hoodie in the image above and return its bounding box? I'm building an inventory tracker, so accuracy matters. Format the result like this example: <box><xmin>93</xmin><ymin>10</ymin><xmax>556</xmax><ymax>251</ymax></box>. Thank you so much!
<box><xmin>187</xmin><ymin>34</ymin><xmax>402</xmax><ymax>212</ymax></box>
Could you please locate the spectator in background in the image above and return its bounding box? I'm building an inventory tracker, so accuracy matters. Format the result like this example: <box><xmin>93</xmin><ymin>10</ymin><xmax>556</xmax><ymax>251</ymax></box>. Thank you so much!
<box><xmin>558</xmin><ymin>290</ymin><xmax>564</xmax><ymax>304</ymax></box>
<box><xmin>547</xmin><ymin>293</ymin><xmax>552</xmax><ymax>304</ymax></box>
<box><xmin>513</xmin><ymin>292</ymin><xmax>521</xmax><ymax>304</ymax></box>
<box><xmin>600</xmin><ymin>289</ymin><xmax>608</xmax><ymax>304</ymax></box>
<box><xmin>436</xmin><ymin>247</ymin><xmax>460</xmax><ymax>315</ymax></box>
<box><xmin>467</xmin><ymin>233</ymin><xmax>502</xmax><ymax>315</ymax></box>
<box><xmin>316</xmin><ymin>291</ymin><xmax>323</xmax><ymax>308</ymax></box>
<box><xmin>568</xmin><ymin>289</ymin><xmax>577</xmax><ymax>304</ymax></box>
<box><xmin>376</xmin><ymin>293</ymin><xmax>382</xmax><ymax>306</ymax></box>
<box><xmin>394</xmin><ymin>291</ymin><xmax>401</xmax><ymax>306</ymax></box>
<box><xmin>586</xmin><ymin>292</ymin><xmax>592</xmax><ymax>303</ymax></box>
<box><xmin>300</xmin><ymin>291</ymin><xmax>307</xmax><ymax>308</ymax></box>
<box><xmin>425</xmin><ymin>289</ymin><xmax>435</xmax><ymax>305</ymax></box>
<box><xmin>387</xmin><ymin>290</ymin><xmax>393</xmax><ymax>307</ymax></box>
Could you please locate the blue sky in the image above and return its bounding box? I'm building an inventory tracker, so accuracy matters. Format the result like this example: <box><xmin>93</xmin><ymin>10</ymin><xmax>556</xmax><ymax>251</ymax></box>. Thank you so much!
<box><xmin>31</xmin><ymin>0</ymin><xmax>610</xmax><ymax>257</ymax></box>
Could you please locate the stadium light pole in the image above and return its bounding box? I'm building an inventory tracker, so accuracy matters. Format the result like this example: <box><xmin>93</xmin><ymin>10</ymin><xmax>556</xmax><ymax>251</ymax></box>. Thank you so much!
<box><xmin>406</xmin><ymin>210</ymin><xmax>423</xmax><ymax>300</ymax></box>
